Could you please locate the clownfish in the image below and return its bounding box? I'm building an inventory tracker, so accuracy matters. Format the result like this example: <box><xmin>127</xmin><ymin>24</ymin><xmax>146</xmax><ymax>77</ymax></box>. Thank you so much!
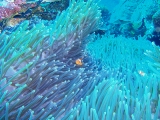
<box><xmin>138</xmin><ymin>70</ymin><xmax>146</xmax><ymax>76</ymax></box>
<box><xmin>75</xmin><ymin>58</ymin><xmax>83</xmax><ymax>66</ymax></box>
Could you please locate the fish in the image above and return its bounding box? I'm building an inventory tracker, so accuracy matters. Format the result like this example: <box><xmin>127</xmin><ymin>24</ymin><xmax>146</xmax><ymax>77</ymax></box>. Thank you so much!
<box><xmin>138</xmin><ymin>70</ymin><xmax>146</xmax><ymax>76</ymax></box>
<box><xmin>75</xmin><ymin>58</ymin><xmax>83</xmax><ymax>66</ymax></box>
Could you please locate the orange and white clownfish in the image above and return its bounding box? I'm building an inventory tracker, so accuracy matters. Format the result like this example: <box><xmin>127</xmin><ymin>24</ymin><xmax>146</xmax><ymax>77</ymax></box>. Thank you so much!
<box><xmin>138</xmin><ymin>70</ymin><xmax>146</xmax><ymax>76</ymax></box>
<box><xmin>75</xmin><ymin>58</ymin><xmax>83</xmax><ymax>66</ymax></box>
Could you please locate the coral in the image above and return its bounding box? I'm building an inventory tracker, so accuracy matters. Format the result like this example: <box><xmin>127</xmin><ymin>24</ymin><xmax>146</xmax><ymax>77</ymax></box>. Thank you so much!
<box><xmin>106</xmin><ymin>0</ymin><xmax>158</xmax><ymax>39</ymax></box>
<box><xmin>0</xmin><ymin>0</ymin><xmax>24</xmax><ymax>20</ymax></box>
<box><xmin>109</xmin><ymin>0</ymin><xmax>157</xmax><ymax>23</ymax></box>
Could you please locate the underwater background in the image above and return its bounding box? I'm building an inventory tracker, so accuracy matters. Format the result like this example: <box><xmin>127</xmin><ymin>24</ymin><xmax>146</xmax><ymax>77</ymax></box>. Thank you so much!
<box><xmin>0</xmin><ymin>0</ymin><xmax>160</xmax><ymax>119</ymax></box>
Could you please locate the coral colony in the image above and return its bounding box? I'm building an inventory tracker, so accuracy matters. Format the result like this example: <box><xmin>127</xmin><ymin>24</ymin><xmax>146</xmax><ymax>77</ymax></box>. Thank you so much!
<box><xmin>0</xmin><ymin>0</ymin><xmax>25</xmax><ymax>20</ymax></box>
<box><xmin>0</xmin><ymin>0</ymin><xmax>160</xmax><ymax>119</ymax></box>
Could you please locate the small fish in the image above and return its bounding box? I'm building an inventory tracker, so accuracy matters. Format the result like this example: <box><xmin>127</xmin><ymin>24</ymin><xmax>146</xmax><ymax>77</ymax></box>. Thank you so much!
<box><xmin>138</xmin><ymin>70</ymin><xmax>146</xmax><ymax>76</ymax></box>
<box><xmin>75</xmin><ymin>58</ymin><xmax>83</xmax><ymax>66</ymax></box>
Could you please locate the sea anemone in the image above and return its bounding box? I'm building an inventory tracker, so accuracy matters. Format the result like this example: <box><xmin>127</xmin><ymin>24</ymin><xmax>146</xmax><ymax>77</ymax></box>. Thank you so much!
<box><xmin>0</xmin><ymin>0</ymin><xmax>160</xmax><ymax>119</ymax></box>
<box><xmin>0</xmin><ymin>0</ymin><xmax>102</xmax><ymax>119</ymax></box>
<box><xmin>84</xmin><ymin>35</ymin><xmax>160</xmax><ymax>119</ymax></box>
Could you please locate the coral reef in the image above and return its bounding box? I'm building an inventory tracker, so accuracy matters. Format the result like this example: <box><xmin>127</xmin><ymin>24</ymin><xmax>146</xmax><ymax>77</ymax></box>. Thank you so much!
<box><xmin>0</xmin><ymin>0</ymin><xmax>160</xmax><ymax>119</ymax></box>
<box><xmin>0</xmin><ymin>0</ymin><xmax>69</xmax><ymax>32</ymax></box>
<box><xmin>0</xmin><ymin>0</ymin><xmax>102</xmax><ymax>119</ymax></box>
<box><xmin>105</xmin><ymin>0</ymin><xmax>159</xmax><ymax>40</ymax></box>
<box><xmin>0</xmin><ymin>0</ymin><xmax>25</xmax><ymax>20</ymax></box>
